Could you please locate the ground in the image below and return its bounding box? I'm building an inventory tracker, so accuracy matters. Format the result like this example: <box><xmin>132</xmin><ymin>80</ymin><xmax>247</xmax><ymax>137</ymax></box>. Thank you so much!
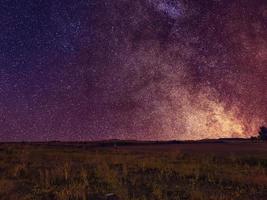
<box><xmin>0</xmin><ymin>140</ymin><xmax>267</xmax><ymax>200</ymax></box>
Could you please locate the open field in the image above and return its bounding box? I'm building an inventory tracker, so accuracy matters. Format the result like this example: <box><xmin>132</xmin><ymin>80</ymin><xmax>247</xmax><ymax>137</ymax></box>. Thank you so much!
<box><xmin>0</xmin><ymin>141</ymin><xmax>267</xmax><ymax>200</ymax></box>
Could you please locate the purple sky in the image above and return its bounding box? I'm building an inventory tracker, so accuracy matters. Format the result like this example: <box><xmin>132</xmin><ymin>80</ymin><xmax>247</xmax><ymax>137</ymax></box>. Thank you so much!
<box><xmin>0</xmin><ymin>0</ymin><xmax>266</xmax><ymax>141</ymax></box>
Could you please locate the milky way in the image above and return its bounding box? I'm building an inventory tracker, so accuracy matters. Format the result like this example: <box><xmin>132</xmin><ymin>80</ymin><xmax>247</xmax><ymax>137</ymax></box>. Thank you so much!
<box><xmin>0</xmin><ymin>0</ymin><xmax>266</xmax><ymax>141</ymax></box>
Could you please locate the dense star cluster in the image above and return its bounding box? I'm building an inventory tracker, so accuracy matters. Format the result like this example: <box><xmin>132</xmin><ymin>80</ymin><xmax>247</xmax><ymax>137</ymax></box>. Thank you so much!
<box><xmin>0</xmin><ymin>0</ymin><xmax>266</xmax><ymax>141</ymax></box>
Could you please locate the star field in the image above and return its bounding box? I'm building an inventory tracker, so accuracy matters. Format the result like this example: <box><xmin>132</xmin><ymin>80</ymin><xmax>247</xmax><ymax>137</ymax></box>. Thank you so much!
<box><xmin>0</xmin><ymin>0</ymin><xmax>266</xmax><ymax>141</ymax></box>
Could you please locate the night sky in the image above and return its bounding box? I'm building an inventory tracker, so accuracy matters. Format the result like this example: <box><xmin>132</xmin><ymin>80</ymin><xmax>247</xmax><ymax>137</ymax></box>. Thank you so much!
<box><xmin>0</xmin><ymin>0</ymin><xmax>266</xmax><ymax>141</ymax></box>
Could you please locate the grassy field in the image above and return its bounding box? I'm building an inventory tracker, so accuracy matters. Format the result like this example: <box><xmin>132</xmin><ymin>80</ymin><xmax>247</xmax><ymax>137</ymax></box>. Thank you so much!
<box><xmin>0</xmin><ymin>141</ymin><xmax>267</xmax><ymax>200</ymax></box>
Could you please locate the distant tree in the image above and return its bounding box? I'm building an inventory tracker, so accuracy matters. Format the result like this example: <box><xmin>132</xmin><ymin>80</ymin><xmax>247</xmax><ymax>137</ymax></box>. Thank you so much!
<box><xmin>250</xmin><ymin>136</ymin><xmax>257</xmax><ymax>142</ymax></box>
<box><xmin>258</xmin><ymin>126</ymin><xmax>267</xmax><ymax>141</ymax></box>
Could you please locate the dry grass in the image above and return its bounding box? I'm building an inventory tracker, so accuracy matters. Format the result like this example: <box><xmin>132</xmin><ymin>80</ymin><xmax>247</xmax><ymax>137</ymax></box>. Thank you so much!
<box><xmin>0</xmin><ymin>142</ymin><xmax>266</xmax><ymax>200</ymax></box>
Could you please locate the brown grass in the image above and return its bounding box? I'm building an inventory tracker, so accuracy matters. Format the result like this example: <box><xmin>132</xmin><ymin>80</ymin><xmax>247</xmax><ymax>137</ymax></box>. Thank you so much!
<box><xmin>0</xmin><ymin>142</ymin><xmax>266</xmax><ymax>200</ymax></box>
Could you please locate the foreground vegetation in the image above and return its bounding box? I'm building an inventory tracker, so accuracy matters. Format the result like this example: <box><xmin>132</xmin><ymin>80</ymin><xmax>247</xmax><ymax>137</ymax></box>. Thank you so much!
<box><xmin>0</xmin><ymin>142</ymin><xmax>267</xmax><ymax>200</ymax></box>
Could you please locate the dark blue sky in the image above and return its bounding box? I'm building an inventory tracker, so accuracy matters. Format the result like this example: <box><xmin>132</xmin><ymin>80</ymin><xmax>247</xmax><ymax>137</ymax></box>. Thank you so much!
<box><xmin>0</xmin><ymin>0</ymin><xmax>266</xmax><ymax>141</ymax></box>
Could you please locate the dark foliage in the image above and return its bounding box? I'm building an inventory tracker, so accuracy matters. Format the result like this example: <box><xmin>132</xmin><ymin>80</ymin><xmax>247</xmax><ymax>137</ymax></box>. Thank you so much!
<box><xmin>259</xmin><ymin>126</ymin><xmax>267</xmax><ymax>140</ymax></box>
